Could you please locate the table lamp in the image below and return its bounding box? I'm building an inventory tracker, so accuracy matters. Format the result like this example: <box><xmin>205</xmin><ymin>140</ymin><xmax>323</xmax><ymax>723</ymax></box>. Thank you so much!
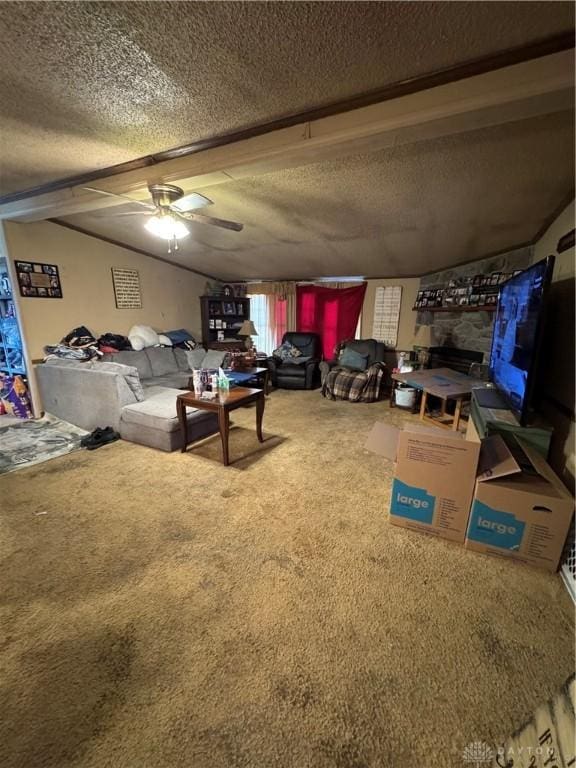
<box><xmin>413</xmin><ymin>325</ymin><xmax>432</xmax><ymax>366</ymax></box>
<box><xmin>238</xmin><ymin>319</ymin><xmax>258</xmax><ymax>351</ymax></box>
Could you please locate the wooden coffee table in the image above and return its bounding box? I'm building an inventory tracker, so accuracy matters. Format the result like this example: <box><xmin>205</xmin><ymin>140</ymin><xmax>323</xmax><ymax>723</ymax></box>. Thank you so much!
<box><xmin>390</xmin><ymin>367</ymin><xmax>489</xmax><ymax>431</ymax></box>
<box><xmin>176</xmin><ymin>386</ymin><xmax>265</xmax><ymax>466</ymax></box>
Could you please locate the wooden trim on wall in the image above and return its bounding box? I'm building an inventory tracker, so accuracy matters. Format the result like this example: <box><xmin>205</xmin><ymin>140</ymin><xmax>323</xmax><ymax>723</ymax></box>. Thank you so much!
<box><xmin>1</xmin><ymin>31</ymin><xmax>573</xmax><ymax>206</ymax></box>
<box><xmin>49</xmin><ymin>219</ymin><xmax>221</xmax><ymax>282</ymax></box>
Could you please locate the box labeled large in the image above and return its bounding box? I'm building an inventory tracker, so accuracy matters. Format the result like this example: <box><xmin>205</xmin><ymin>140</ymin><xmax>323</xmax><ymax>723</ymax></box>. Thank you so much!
<box><xmin>365</xmin><ymin>422</ymin><xmax>481</xmax><ymax>543</ymax></box>
<box><xmin>465</xmin><ymin>437</ymin><xmax>574</xmax><ymax>571</ymax></box>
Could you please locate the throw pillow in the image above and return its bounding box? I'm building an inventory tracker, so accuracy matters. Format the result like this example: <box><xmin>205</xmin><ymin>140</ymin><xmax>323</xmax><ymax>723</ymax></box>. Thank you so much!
<box><xmin>130</xmin><ymin>335</ymin><xmax>145</xmax><ymax>351</ymax></box>
<box><xmin>128</xmin><ymin>324</ymin><xmax>160</xmax><ymax>349</ymax></box>
<box><xmin>272</xmin><ymin>341</ymin><xmax>302</xmax><ymax>361</ymax></box>
<box><xmin>339</xmin><ymin>347</ymin><xmax>369</xmax><ymax>371</ymax></box>
<box><xmin>165</xmin><ymin>329</ymin><xmax>196</xmax><ymax>345</ymax></box>
<box><xmin>186</xmin><ymin>348</ymin><xmax>207</xmax><ymax>369</ymax></box>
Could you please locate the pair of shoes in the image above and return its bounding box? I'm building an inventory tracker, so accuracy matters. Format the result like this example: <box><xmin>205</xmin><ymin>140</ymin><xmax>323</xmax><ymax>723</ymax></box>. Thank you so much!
<box><xmin>81</xmin><ymin>426</ymin><xmax>120</xmax><ymax>451</ymax></box>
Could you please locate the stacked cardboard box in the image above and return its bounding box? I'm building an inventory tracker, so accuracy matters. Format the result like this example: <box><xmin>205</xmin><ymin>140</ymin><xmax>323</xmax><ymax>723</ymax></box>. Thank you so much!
<box><xmin>366</xmin><ymin>423</ymin><xmax>574</xmax><ymax>571</ymax></box>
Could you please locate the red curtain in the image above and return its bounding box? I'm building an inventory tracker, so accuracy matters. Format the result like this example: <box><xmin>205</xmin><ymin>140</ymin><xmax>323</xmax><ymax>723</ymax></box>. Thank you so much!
<box><xmin>297</xmin><ymin>283</ymin><xmax>367</xmax><ymax>359</ymax></box>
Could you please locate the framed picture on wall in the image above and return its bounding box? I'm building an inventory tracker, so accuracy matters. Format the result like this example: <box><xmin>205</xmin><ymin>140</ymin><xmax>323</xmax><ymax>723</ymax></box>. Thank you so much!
<box><xmin>15</xmin><ymin>261</ymin><xmax>62</xmax><ymax>298</ymax></box>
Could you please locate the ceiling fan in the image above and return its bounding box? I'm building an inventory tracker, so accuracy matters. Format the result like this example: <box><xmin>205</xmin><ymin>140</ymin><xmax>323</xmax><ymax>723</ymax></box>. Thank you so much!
<box><xmin>83</xmin><ymin>184</ymin><xmax>243</xmax><ymax>253</ymax></box>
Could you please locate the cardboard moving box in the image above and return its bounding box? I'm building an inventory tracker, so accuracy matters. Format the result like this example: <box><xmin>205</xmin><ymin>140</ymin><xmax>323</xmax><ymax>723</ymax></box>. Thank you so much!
<box><xmin>465</xmin><ymin>436</ymin><xmax>574</xmax><ymax>571</ymax></box>
<box><xmin>365</xmin><ymin>422</ymin><xmax>481</xmax><ymax>543</ymax></box>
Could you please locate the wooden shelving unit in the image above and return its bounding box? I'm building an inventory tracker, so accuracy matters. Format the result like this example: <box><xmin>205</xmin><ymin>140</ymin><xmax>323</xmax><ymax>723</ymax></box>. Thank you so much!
<box><xmin>200</xmin><ymin>295</ymin><xmax>251</xmax><ymax>350</ymax></box>
<box><xmin>0</xmin><ymin>260</ymin><xmax>25</xmax><ymax>376</ymax></box>
<box><xmin>413</xmin><ymin>268</ymin><xmax>521</xmax><ymax>313</ymax></box>
<box><xmin>413</xmin><ymin>305</ymin><xmax>497</xmax><ymax>313</ymax></box>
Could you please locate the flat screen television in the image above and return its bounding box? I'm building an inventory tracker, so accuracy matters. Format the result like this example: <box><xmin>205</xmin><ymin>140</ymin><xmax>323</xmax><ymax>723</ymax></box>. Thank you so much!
<box><xmin>488</xmin><ymin>255</ymin><xmax>555</xmax><ymax>425</ymax></box>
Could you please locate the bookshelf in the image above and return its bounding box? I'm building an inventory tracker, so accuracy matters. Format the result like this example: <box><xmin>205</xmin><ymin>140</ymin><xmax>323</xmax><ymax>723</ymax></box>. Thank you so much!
<box><xmin>200</xmin><ymin>295</ymin><xmax>251</xmax><ymax>350</ymax></box>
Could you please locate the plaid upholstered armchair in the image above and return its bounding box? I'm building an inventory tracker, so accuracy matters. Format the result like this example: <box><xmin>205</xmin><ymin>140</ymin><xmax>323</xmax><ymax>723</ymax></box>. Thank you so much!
<box><xmin>320</xmin><ymin>338</ymin><xmax>388</xmax><ymax>402</ymax></box>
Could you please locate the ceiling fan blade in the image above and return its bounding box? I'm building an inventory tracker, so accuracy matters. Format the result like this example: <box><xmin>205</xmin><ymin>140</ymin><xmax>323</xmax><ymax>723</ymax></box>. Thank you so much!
<box><xmin>108</xmin><ymin>211</ymin><xmax>156</xmax><ymax>217</ymax></box>
<box><xmin>82</xmin><ymin>186</ymin><xmax>156</xmax><ymax>210</ymax></box>
<box><xmin>178</xmin><ymin>210</ymin><xmax>243</xmax><ymax>232</ymax></box>
<box><xmin>170</xmin><ymin>192</ymin><xmax>213</xmax><ymax>212</ymax></box>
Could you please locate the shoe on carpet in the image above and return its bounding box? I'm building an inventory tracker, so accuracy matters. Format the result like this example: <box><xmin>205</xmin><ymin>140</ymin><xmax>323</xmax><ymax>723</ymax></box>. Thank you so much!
<box><xmin>83</xmin><ymin>426</ymin><xmax>120</xmax><ymax>451</ymax></box>
<box><xmin>80</xmin><ymin>427</ymin><xmax>105</xmax><ymax>447</ymax></box>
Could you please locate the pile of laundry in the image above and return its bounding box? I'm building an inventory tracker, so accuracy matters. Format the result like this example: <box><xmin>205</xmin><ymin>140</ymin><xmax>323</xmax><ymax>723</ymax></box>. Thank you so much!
<box><xmin>44</xmin><ymin>326</ymin><xmax>102</xmax><ymax>362</ymax></box>
<box><xmin>43</xmin><ymin>325</ymin><xmax>198</xmax><ymax>362</ymax></box>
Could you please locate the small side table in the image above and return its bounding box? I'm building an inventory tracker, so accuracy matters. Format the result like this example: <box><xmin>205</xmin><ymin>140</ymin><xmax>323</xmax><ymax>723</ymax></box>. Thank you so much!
<box><xmin>177</xmin><ymin>386</ymin><xmax>265</xmax><ymax>466</ymax></box>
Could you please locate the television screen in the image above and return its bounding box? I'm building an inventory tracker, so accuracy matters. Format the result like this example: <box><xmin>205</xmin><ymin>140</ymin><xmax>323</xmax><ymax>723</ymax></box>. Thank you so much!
<box><xmin>489</xmin><ymin>256</ymin><xmax>554</xmax><ymax>424</ymax></box>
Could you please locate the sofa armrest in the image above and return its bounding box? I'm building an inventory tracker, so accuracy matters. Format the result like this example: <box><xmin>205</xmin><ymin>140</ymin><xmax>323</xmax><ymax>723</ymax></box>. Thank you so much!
<box><xmin>36</xmin><ymin>364</ymin><xmax>137</xmax><ymax>431</ymax></box>
<box><xmin>319</xmin><ymin>359</ymin><xmax>338</xmax><ymax>385</ymax></box>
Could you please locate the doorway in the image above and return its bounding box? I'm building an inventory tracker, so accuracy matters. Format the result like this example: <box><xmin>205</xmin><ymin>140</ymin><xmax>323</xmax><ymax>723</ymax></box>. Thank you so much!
<box><xmin>0</xmin><ymin>255</ymin><xmax>31</xmax><ymax>421</ymax></box>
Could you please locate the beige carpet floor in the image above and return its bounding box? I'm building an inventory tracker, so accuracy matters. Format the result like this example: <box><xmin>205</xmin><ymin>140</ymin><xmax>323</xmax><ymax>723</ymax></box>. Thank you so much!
<box><xmin>1</xmin><ymin>390</ymin><xmax>574</xmax><ymax>768</ymax></box>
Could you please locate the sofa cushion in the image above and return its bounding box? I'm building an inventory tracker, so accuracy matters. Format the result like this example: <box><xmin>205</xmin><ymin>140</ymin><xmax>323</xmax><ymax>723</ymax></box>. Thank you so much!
<box><xmin>121</xmin><ymin>387</ymin><xmax>196</xmax><ymax>433</ymax></box>
<box><xmin>186</xmin><ymin>348</ymin><xmax>207</xmax><ymax>369</ymax></box>
<box><xmin>95</xmin><ymin>361</ymin><xmax>145</xmax><ymax>401</ymax></box>
<box><xmin>174</xmin><ymin>347</ymin><xmax>192</xmax><ymax>372</ymax></box>
<box><xmin>145</xmin><ymin>347</ymin><xmax>179</xmax><ymax>376</ymax></box>
<box><xmin>147</xmin><ymin>373</ymin><xmax>191</xmax><ymax>389</ymax></box>
<box><xmin>203</xmin><ymin>350</ymin><xmax>227</xmax><ymax>369</ymax></box>
<box><xmin>102</xmin><ymin>350</ymin><xmax>153</xmax><ymax>380</ymax></box>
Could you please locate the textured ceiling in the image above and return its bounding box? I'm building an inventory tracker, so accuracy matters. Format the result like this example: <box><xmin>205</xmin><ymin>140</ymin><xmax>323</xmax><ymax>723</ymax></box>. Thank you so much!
<box><xmin>0</xmin><ymin>0</ymin><xmax>574</xmax><ymax>197</ymax></box>
<box><xmin>60</xmin><ymin>111</ymin><xmax>575</xmax><ymax>280</ymax></box>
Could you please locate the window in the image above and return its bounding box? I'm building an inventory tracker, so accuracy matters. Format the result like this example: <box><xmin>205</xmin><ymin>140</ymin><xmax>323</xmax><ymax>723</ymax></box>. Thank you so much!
<box><xmin>248</xmin><ymin>294</ymin><xmax>287</xmax><ymax>354</ymax></box>
<box><xmin>372</xmin><ymin>285</ymin><xmax>402</xmax><ymax>346</ymax></box>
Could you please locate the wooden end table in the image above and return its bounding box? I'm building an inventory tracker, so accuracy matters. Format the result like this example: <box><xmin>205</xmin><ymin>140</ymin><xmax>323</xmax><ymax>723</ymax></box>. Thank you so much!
<box><xmin>177</xmin><ymin>386</ymin><xmax>265</xmax><ymax>466</ymax></box>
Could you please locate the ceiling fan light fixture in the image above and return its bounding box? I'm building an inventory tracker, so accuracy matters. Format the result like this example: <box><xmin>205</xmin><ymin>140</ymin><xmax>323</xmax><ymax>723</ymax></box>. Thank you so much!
<box><xmin>144</xmin><ymin>213</ymin><xmax>189</xmax><ymax>241</ymax></box>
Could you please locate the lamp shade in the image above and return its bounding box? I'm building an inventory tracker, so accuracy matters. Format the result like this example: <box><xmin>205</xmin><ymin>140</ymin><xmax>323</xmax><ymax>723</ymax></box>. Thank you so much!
<box><xmin>144</xmin><ymin>213</ymin><xmax>189</xmax><ymax>240</ymax></box>
<box><xmin>238</xmin><ymin>320</ymin><xmax>258</xmax><ymax>336</ymax></box>
<box><xmin>413</xmin><ymin>325</ymin><xmax>432</xmax><ymax>347</ymax></box>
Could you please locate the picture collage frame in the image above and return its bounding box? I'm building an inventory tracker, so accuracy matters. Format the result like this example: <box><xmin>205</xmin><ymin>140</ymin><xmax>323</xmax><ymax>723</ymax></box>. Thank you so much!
<box><xmin>413</xmin><ymin>270</ymin><xmax>522</xmax><ymax>310</ymax></box>
<box><xmin>15</xmin><ymin>261</ymin><xmax>62</xmax><ymax>299</ymax></box>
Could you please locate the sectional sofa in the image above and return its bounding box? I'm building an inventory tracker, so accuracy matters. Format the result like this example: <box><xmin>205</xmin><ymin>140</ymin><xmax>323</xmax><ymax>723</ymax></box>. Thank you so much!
<box><xmin>36</xmin><ymin>347</ymin><xmax>228</xmax><ymax>451</ymax></box>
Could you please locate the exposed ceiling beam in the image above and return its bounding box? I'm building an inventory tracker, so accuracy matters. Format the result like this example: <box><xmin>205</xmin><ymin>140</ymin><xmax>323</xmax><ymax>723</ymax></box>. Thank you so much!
<box><xmin>0</xmin><ymin>29</ymin><xmax>572</xmax><ymax>208</ymax></box>
<box><xmin>0</xmin><ymin>48</ymin><xmax>573</xmax><ymax>223</ymax></box>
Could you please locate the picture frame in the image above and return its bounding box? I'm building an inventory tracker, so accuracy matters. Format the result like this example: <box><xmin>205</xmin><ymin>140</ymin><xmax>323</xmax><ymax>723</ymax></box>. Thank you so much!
<box><xmin>222</xmin><ymin>301</ymin><xmax>236</xmax><ymax>315</ymax></box>
<box><xmin>112</xmin><ymin>267</ymin><xmax>141</xmax><ymax>309</ymax></box>
<box><xmin>236</xmin><ymin>302</ymin><xmax>244</xmax><ymax>316</ymax></box>
<box><xmin>16</xmin><ymin>260</ymin><xmax>62</xmax><ymax>298</ymax></box>
<box><xmin>222</xmin><ymin>284</ymin><xmax>234</xmax><ymax>298</ymax></box>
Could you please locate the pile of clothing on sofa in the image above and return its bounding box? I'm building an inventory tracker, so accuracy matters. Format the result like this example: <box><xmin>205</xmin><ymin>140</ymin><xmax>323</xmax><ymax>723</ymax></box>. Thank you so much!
<box><xmin>43</xmin><ymin>325</ymin><xmax>198</xmax><ymax>362</ymax></box>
